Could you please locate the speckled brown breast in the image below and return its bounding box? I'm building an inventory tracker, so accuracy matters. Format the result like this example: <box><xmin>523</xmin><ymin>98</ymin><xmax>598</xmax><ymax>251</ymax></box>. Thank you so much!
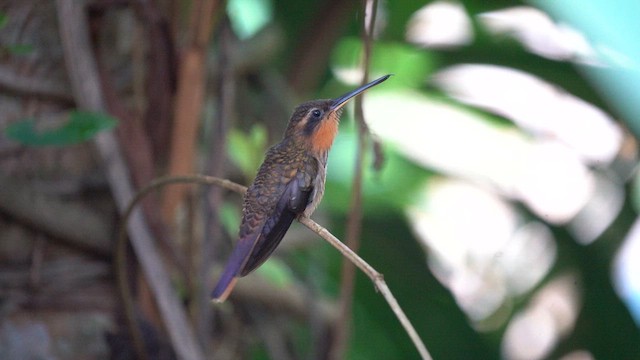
<box><xmin>236</xmin><ymin>138</ymin><xmax>325</xmax><ymax>274</ymax></box>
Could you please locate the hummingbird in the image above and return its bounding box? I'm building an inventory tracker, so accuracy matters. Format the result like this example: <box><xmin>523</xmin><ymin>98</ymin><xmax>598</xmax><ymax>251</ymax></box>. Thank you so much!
<box><xmin>212</xmin><ymin>75</ymin><xmax>390</xmax><ymax>302</ymax></box>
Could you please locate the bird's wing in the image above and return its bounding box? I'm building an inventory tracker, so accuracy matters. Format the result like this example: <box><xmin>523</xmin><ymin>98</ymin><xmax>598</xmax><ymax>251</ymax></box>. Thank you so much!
<box><xmin>239</xmin><ymin>170</ymin><xmax>314</xmax><ymax>276</ymax></box>
<box><xmin>210</xmin><ymin>228</ymin><xmax>262</xmax><ymax>301</ymax></box>
<box><xmin>211</xmin><ymin>158</ymin><xmax>318</xmax><ymax>301</ymax></box>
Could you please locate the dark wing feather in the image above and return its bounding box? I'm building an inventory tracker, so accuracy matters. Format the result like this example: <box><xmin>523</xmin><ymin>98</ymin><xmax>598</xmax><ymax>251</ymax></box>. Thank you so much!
<box><xmin>211</xmin><ymin>228</ymin><xmax>263</xmax><ymax>300</ymax></box>
<box><xmin>212</xmin><ymin>153</ymin><xmax>319</xmax><ymax>301</ymax></box>
<box><xmin>240</xmin><ymin>176</ymin><xmax>312</xmax><ymax>275</ymax></box>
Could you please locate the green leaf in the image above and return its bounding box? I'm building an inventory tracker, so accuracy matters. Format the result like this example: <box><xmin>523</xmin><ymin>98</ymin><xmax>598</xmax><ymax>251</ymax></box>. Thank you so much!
<box><xmin>0</xmin><ymin>12</ymin><xmax>7</xmax><ymax>29</ymax></box>
<box><xmin>330</xmin><ymin>38</ymin><xmax>436</xmax><ymax>89</ymax></box>
<box><xmin>219</xmin><ymin>202</ymin><xmax>242</xmax><ymax>237</ymax></box>
<box><xmin>324</xmin><ymin>129</ymin><xmax>431</xmax><ymax>214</ymax></box>
<box><xmin>5</xmin><ymin>110</ymin><xmax>117</xmax><ymax>147</ymax></box>
<box><xmin>631</xmin><ymin>172</ymin><xmax>640</xmax><ymax>214</ymax></box>
<box><xmin>227</xmin><ymin>124</ymin><xmax>267</xmax><ymax>180</ymax></box>
<box><xmin>6</xmin><ymin>43</ymin><xmax>34</xmax><ymax>55</ymax></box>
<box><xmin>256</xmin><ymin>258</ymin><xmax>295</xmax><ymax>289</ymax></box>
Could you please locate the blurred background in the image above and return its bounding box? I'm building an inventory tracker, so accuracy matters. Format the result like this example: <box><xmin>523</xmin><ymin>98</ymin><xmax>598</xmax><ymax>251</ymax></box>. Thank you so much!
<box><xmin>1</xmin><ymin>0</ymin><xmax>640</xmax><ymax>359</ymax></box>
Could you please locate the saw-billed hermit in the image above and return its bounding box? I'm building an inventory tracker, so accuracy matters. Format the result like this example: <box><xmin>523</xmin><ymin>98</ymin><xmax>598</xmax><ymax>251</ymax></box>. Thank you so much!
<box><xmin>212</xmin><ymin>75</ymin><xmax>391</xmax><ymax>302</ymax></box>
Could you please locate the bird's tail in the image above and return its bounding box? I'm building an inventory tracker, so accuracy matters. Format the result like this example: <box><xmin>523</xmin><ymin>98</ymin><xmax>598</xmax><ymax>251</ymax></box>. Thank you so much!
<box><xmin>211</xmin><ymin>233</ymin><xmax>259</xmax><ymax>302</ymax></box>
<box><xmin>211</xmin><ymin>267</ymin><xmax>239</xmax><ymax>303</ymax></box>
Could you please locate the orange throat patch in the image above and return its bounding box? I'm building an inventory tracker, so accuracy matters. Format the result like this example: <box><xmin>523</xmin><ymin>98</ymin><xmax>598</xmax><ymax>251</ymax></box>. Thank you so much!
<box><xmin>311</xmin><ymin>115</ymin><xmax>339</xmax><ymax>153</ymax></box>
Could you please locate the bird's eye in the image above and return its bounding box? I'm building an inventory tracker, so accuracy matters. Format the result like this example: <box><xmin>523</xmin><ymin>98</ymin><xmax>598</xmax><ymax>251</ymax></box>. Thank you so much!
<box><xmin>311</xmin><ymin>109</ymin><xmax>322</xmax><ymax>118</ymax></box>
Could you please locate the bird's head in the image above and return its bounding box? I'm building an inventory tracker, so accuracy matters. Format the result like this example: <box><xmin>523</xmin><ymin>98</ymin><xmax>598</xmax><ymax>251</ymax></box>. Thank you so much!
<box><xmin>284</xmin><ymin>75</ymin><xmax>390</xmax><ymax>153</ymax></box>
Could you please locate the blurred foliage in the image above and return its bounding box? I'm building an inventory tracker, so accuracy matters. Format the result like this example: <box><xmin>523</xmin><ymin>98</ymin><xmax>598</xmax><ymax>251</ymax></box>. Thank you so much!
<box><xmin>534</xmin><ymin>0</ymin><xmax>640</xmax><ymax>139</ymax></box>
<box><xmin>350</xmin><ymin>213</ymin><xmax>498</xmax><ymax>359</ymax></box>
<box><xmin>331</xmin><ymin>38</ymin><xmax>436</xmax><ymax>88</ymax></box>
<box><xmin>0</xmin><ymin>11</ymin><xmax>34</xmax><ymax>56</ymax></box>
<box><xmin>5</xmin><ymin>111</ymin><xmax>117</xmax><ymax>147</ymax></box>
<box><xmin>227</xmin><ymin>0</ymin><xmax>273</xmax><ymax>39</ymax></box>
<box><xmin>219</xmin><ymin>201</ymin><xmax>242</xmax><ymax>237</ymax></box>
<box><xmin>324</xmin><ymin>129</ymin><xmax>432</xmax><ymax>213</ymax></box>
<box><xmin>255</xmin><ymin>258</ymin><xmax>296</xmax><ymax>290</ymax></box>
<box><xmin>220</xmin><ymin>0</ymin><xmax>640</xmax><ymax>358</ymax></box>
<box><xmin>227</xmin><ymin>124</ymin><xmax>268</xmax><ymax>180</ymax></box>
<box><xmin>7</xmin><ymin>0</ymin><xmax>638</xmax><ymax>358</ymax></box>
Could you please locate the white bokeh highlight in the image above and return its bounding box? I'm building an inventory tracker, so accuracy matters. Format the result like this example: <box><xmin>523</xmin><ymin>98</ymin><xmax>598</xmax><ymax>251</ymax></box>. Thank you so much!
<box><xmin>406</xmin><ymin>1</ymin><xmax>473</xmax><ymax>48</ymax></box>
<box><xmin>407</xmin><ymin>179</ymin><xmax>556</xmax><ymax>320</ymax></box>
<box><xmin>478</xmin><ymin>6</ymin><xmax>597</xmax><ymax>63</ymax></box>
<box><xmin>501</xmin><ymin>274</ymin><xmax>581</xmax><ymax>360</ymax></box>
<box><xmin>364</xmin><ymin>90</ymin><xmax>599</xmax><ymax>223</ymax></box>
<box><xmin>433</xmin><ymin>64</ymin><xmax>623</xmax><ymax>165</ymax></box>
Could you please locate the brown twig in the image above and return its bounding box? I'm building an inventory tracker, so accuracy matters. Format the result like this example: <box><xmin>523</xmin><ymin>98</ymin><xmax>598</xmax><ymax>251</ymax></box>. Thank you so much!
<box><xmin>197</xmin><ymin>20</ymin><xmax>235</xmax><ymax>348</ymax></box>
<box><xmin>331</xmin><ymin>0</ymin><xmax>379</xmax><ymax>358</ymax></box>
<box><xmin>116</xmin><ymin>175</ymin><xmax>241</xmax><ymax>359</ymax></box>
<box><xmin>89</xmin><ymin>5</ymin><xmax>186</xmax><ymax>338</ymax></box>
<box><xmin>299</xmin><ymin>217</ymin><xmax>432</xmax><ymax>360</ymax></box>
<box><xmin>117</xmin><ymin>174</ymin><xmax>432</xmax><ymax>360</ymax></box>
<box><xmin>135</xmin><ymin>0</ymin><xmax>177</xmax><ymax>160</ymax></box>
<box><xmin>96</xmin><ymin>35</ymin><xmax>182</xmax><ymax>272</ymax></box>
<box><xmin>55</xmin><ymin>2</ymin><xmax>205</xmax><ymax>360</ymax></box>
<box><xmin>162</xmin><ymin>0</ymin><xmax>221</xmax><ymax>222</ymax></box>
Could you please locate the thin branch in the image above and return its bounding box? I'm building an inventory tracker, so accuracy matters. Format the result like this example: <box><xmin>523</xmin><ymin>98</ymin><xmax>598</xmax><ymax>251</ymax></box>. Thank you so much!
<box><xmin>54</xmin><ymin>2</ymin><xmax>205</xmax><ymax>360</ymax></box>
<box><xmin>198</xmin><ymin>20</ymin><xmax>235</xmax><ymax>348</ymax></box>
<box><xmin>162</xmin><ymin>0</ymin><xmax>221</xmax><ymax>222</ymax></box>
<box><xmin>299</xmin><ymin>217</ymin><xmax>432</xmax><ymax>360</ymax></box>
<box><xmin>117</xmin><ymin>175</ymin><xmax>432</xmax><ymax>360</ymax></box>
<box><xmin>116</xmin><ymin>175</ymin><xmax>243</xmax><ymax>359</ymax></box>
<box><xmin>332</xmin><ymin>0</ymin><xmax>380</xmax><ymax>358</ymax></box>
<box><xmin>136</xmin><ymin>0</ymin><xmax>177</xmax><ymax>159</ymax></box>
<box><xmin>96</xmin><ymin>30</ymin><xmax>184</xmax><ymax>274</ymax></box>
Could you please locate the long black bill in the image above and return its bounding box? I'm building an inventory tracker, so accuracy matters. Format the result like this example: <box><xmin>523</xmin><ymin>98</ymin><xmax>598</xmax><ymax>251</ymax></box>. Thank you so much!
<box><xmin>330</xmin><ymin>74</ymin><xmax>391</xmax><ymax>111</ymax></box>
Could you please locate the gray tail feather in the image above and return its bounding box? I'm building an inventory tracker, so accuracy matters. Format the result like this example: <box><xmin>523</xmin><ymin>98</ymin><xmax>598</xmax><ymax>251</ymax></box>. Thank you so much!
<box><xmin>211</xmin><ymin>265</ymin><xmax>238</xmax><ymax>302</ymax></box>
<box><xmin>211</xmin><ymin>233</ymin><xmax>259</xmax><ymax>302</ymax></box>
